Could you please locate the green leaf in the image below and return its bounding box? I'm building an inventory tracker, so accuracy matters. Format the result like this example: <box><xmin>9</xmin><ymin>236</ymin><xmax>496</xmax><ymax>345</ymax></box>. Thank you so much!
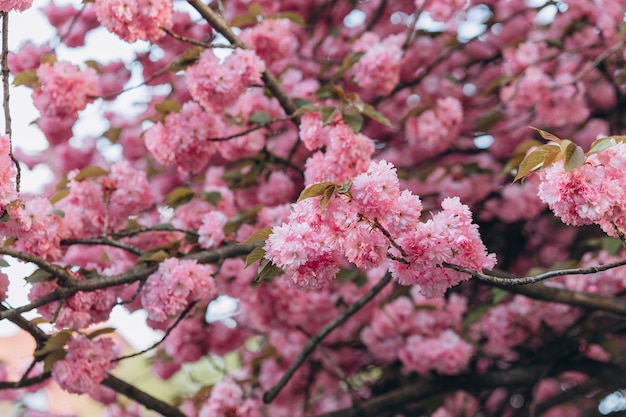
<box><xmin>241</xmin><ymin>227</ymin><xmax>273</xmax><ymax>244</ymax></box>
<box><xmin>587</xmin><ymin>136</ymin><xmax>626</xmax><ymax>155</ymax></box>
<box><xmin>86</xmin><ymin>327</ymin><xmax>116</xmax><ymax>339</ymax></box>
<box><xmin>35</xmin><ymin>330</ymin><xmax>72</xmax><ymax>358</ymax></box>
<box><xmin>274</xmin><ymin>11</ymin><xmax>306</xmax><ymax>26</ymax></box>
<box><xmin>255</xmin><ymin>258</ymin><xmax>283</xmax><ymax>282</ymax></box>
<box><xmin>529</xmin><ymin>126</ymin><xmax>562</xmax><ymax>143</ymax></box>
<box><xmin>223</xmin><ymin>206</ymin><xmax>262</xmax><ymax>235</ymax></box>
<box><xmin>490</xmin><ymin>288</ymin><xmax>509</xmax><ymax>304</ymax></box>
<box><xmin>49</xmin><ymin>189</ymin><xmax>70</xmax><ymax>205</ymax></box>
<box><xmin>154</xmin><ymin>97</ymin><xmax>182</xmax><ymax>114</ymax></box>
<box><xmin>230</xmin><ymin>3</ymin><xmax>262</xmax><ymax>27</ymax></box>
<box><xmin>298</xmin><ymin>182</ymin><xmax>336</xmax><ymax>202</ymax></box>
<box><xmin>201</xmin><ymin>191</ymin><xmax>222</xmax><ymax>206</ymax></box>
<box><xmin>245</xmin><ymin>245</ymin><xmax>266</xmax><ymax>267</ymax></box>
<box><xmin>13</xmin><ymin>69</ymin><xmax>38</xmax><ymax>87</ymax></box>
<box><xmin>164</xmin><ymin>186</ymin><xmax>195</xmax><ymax>208</ymax></box>
<box><xmin>563</xmin><ymin>142</ymin><xmax>585</xmax><ymax>172</ymax></box>
<box><xmin>249</xmin><ymin>111</ymin><xmax>271</xmax><ymax>124</ymax></box>
<box><xmin>342</xmin><ymin>113</ymin><xmax>364</xmax><ymax>133</ymax></box>
<box><xmin>361</xmin><ymin>104</ymin><xmax>392</xmax><ymax>127</ymax></box>
<box><xmin>513</xmin><ymin>144</ymin><xmax>559</xmax><ymax>182</ymax></box>
<box><xmin>29</xmin><ymin>317</ymin><xmax>48</xmax><ymax>325</ymax></box>
<box><xmin>0</xmin><ymin>210</ymin><xmax>8</xmax><ymax>223</ymax></box>
<box><xmin>25</xmin><ymin>269</ymin><xmax>54</xmax><ymax>284</ymax></box>
<box><xmin>463</xmin><ymin>304</ymin><xmax>491</xmax><ymax>327</ymax></box>
<box><xmin>320</xmin><ymin>184</ymin><xmax>336</xmax><ymax>209</ymax></box>
<box><xmin>331</xmin><ymin>51</ymin><xmax>365</xmax><ymax>82</ymax></box>
<box><xmin>73</xmin><ymin>165</ymin><xmax>109</xmax><ymax>181</ymax></box>
<box><xmin>166</xmin><ymin>46</ymin><xmax>204</xmax><ymax>73</ymax></box>
<box><xmin>102</xmin><ymin>127</ymin><xmax>123</xmax><ymax>143</ymax></box>
<box><xmin>139</xmin><ymin>249</ymin><xmax>170</xmax><ymax>262</ymax></box>
<box><xmin>293</xmin><ymin>98</ymin><xmax>313</xmax><ymax>108</ymax></box>
<box><xmin>43</xmin><ymin>349</ymin><xmax>67</xmax><ymax>373</ymax></box>
<box><xmin>0</xmin><ymin>258</ymin><xmax>9</xmax><ymax>268</ymax></box>
<box><xmin>320</xmin><ymin>106</ymin><xmax>339</xmax><ymax>126</ymax></box>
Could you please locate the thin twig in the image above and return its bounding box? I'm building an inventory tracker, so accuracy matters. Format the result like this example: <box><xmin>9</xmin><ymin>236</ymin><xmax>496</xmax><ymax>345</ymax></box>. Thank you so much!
<box><xmin>263</xmin><ymin>273</ymin><xmax>393</xmax><ymax>403</ymax></box>
<box><xmin>108</xmin><ymin>225</ymin><xmax>198</xmax><ymax>239</ymax></box>
<box><xmin>1</xmin><ymin>12</ymin><xmax>19</xmax><ymax>191</ymax></box>
<box><xmin>209</xmin><ymin>115</ymin><xmax>295</xmax><ymax>142</ymax></box>
<box><xmin>113</xmin><ymin>301</ymin><xmax>197</xmax><ymax>362</ymax></box>
<box><xmin>443</xmin><ymin>257</ymin><xmax>626</xmax><ymax>286</ymax></box>
<box><xmin>61</xmin><ymin>237</ymin><xmax>144</xmax><ymax>256</ymax></box>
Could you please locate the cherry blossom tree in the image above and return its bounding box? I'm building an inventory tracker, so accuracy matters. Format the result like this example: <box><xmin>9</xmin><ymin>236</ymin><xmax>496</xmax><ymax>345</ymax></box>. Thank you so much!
<box><xmin>2</xmin><ymin>0</ymin><xmax>626</xmax><ymax>416</ymax></box>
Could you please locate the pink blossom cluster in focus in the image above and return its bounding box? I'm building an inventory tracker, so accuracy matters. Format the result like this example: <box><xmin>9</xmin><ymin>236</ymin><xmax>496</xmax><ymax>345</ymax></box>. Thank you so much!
<box><xmin>266</xmin><ymin>160</ymin><xmax>496</xmax><ymax>296</ymax></box>
<box><xmin>538</xmin><ymin>140</ymin><xmax>626</xmax><ymax>236</ymax></box>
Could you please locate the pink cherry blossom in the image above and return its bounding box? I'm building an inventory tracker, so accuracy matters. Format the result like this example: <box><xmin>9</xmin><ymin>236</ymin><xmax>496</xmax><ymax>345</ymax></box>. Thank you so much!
<box><xmin>93</xmin><ymin>0</ymin><xmax>173</xmax><ymax>42</ymax></box>
<box><xmin>52</xmin><ymin>334</ymin><xmax>118</xmax><ymax>394</ymax></box>
<box><xmin>141</xmin><ymin>258</ymin><xmax>217</xmax><ymax>322</ymax></box>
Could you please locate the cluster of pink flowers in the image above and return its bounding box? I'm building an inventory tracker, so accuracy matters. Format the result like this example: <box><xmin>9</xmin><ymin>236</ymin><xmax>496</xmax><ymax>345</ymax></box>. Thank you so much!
<box><xmin>3</xmin><ymin>197</ymin><xmax>69</xmax><ymax>260</ymax></box>
<box><xmin>197</xmin><ymin>378</ymin><xmax>262</xmax><ymax>417</ymax></box>
<box><xmin>349</xmin><ymin>34</ymin><xmax>403</xmax><ymax>96</ymax></box>
<box><xmin>538</xmin><ymin>139</ymin><xmax>626</xmax><ymax>236</ymax></box>
<box><xmin>400</xmin><ymin>329</ymin><xmax>474</xmax><ymax>375</ymax></box>
<box><xmin>0</xmin><ymin>0</ymin><xmax>32</xmax><ymax>12</ymax></box>
<box><xmin>58</xmin><ymin>161</ymin><xmax>153</xmax><ymax>236</ymax></box>
<box><xmin>198</xmin><ymin>211</ymin><xmax>228</xmax><ymax>250</ymax></box>
<box><xmin>93</xmin><ymin>0</ymin><xmax>173</xmax><ymax>42</ymax></box>
<box><xmin>52</xmin><ymin>334</ymin><xmax>117</xmax><ymax>394</ymax></box>
<box><xmin>144</xmin><ymin>101</ymin><xmax>225</xmax><ymax>174</ymax></box>
<box><xmin>140</xmin><ymin>258</ymin><xmax>218</xmax><ymax>322</ymax></box>
<box><xmin>7</xmin><ymin>42</ymin><xmax>50</xmax><ymax>74</ymax></box>
<box><xmin>405</xmin><ymin>97</ymin><xmax>463</xmax><ymax>162</ymax></box>
<box><xmin>186</xmin><ymin>48</ymin><xmax>265</xmax><ymax>113</ymax></box>
<box><xmin>33</xmin><ymin>61</ymin><xmax>100</xmax><ymax>120</ymax></box>
<box><xmin>361</xmin><ymin>290</ymin><xmax>470</xmax><ymax>372</ymax></box>
<box><xmin>240</xmin><ymin>18</ymin><xmax>299</xmax><ymax>66</ymax></box>
<box><xmin>415</xmin><ymin>0</ymin><xmax>467</xmax><ymax>21</ymax></box>
<box><xmin>29</xmin><ymin>278</ymin><xmax>117</xmax><ymax>329</ymax></box>
<box><xmin>265</xmin><ymin>160</ymin><xmax>495</xmax><ymax>295</ymax></box>
<box><xmin>301</xmin><ymin>117</ymin><xmax>375</xmax><ymax>185</ymax></box>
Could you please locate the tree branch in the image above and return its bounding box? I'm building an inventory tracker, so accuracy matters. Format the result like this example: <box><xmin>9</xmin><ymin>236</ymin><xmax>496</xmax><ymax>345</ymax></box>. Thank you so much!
<box><xmin>61</xmin><ymin>237</ymin><xmax>144</xmax><ymax>256</ymax></box>
<box><xmin>185</xmin><ymin>0</ymin><xmax>299</xmax><ymax>119</ymax></box>
<box><xmin>102</xmin><ymin>373</ymin><xmax>185</xmax><ymax>417</ymax></box>
<box><xmin>0</xmin><ymin>247</ymin><xmax>75</xmax><ymax>285</ymax></box>
<box><xmin>0</xmin><ymin>243</ymin><xmax>260</xmax><ymax>320</ymax></box>
<box><xmin>263</xmin><ymin>273</ymin><xmax>393</xmax><ymax>404</ymax></box>
<box><xmin>443</xmin><ymin>258</ymin><xmax>626</xmax><ymax>286</ymax></box>
<box><xmin>1</xmin><ymin>11</ymin><xmax>19</xmax><ymax>191</ymax></box>
<box><xmin>311</xmin><ymin>360</ymin><xmax>626</xmax><ymax>417</ymax></box>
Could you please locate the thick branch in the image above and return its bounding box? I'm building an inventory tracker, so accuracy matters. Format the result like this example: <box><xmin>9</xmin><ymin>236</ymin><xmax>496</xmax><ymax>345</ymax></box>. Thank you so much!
<box><xmin>0</xmin><ymin>247</ymin><xmax>75</xmax><ymax>284</ymax></box>
<box><xmin>502</xmin><ymin>282</ymin><xmax>626</xmax><ymax>316</ymax></box>
<box><xmin>263</xmin><ymin>273</ymin><xmax>393</xmax><ymax>403</ymax></box>
<box><xmin>0</xmin><ymin>243</ymin><xmax>260</xmax><ymax>320</ymax></box>
<box><xmin>102</xmin><ymin>374</ymin><xmax>185</xmax><ymax>417</ymax></box>
<box><xmin>312</xmin><ymin>360</ymin><xmax>626</xmax><ymax>417</ymax></box>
